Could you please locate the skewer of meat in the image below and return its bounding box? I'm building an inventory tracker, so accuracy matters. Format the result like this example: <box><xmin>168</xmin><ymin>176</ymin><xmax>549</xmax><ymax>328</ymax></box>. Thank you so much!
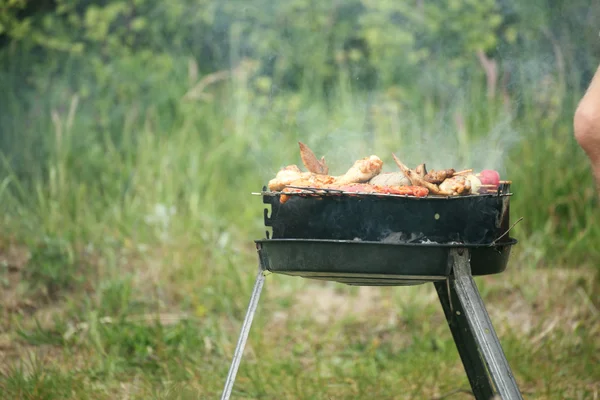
<box><xmin>453</xmin><ymin>169</ymin><xmax>473</xmax><ymax>175</ymax></box>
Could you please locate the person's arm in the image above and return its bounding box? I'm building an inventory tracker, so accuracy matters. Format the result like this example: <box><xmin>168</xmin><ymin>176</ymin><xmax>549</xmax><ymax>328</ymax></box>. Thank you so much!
<box><xmin>574</xmin><ymin>64</ymin><xmax>600</xmax><ymax>192</ymax></box>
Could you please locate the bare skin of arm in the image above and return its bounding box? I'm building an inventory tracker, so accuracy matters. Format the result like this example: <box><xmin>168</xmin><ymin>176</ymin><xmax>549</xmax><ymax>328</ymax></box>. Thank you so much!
<box><xmin>574</xmin><ymin>64</ymin><xmax>600</xmax><ymax>192</ymax></box>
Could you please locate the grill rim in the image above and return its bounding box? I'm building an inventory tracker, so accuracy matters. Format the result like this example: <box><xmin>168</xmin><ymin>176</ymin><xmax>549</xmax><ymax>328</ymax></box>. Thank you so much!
<box><xmin>260</xmin><ymin>182</ymin><xmax>512</xmax><ymax>201</ymax></box>
<box><xmin>255</xmin><ymin>237</ymin><xmax>518</xmax><ymax>249</ymax></box>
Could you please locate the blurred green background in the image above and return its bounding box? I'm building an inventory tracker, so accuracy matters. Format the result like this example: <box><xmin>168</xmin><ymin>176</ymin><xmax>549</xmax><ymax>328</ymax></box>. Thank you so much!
<box><xmin>1</xmin><ymin>1</ymin><xmax>599</xmax><ymax>398</ymax></box>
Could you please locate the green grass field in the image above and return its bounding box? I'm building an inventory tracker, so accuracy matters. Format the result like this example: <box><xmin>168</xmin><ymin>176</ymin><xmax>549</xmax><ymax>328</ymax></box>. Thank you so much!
<box><xmin>1</xmin><ymin>54</ymin><xmax>599</xmax><ymax>399</ymax></box>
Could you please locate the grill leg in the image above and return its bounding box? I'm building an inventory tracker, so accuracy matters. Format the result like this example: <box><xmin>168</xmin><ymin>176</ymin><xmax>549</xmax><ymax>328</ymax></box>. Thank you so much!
<box><xmin>220</xmin><ymin>267</ymin><xmax>266</xmax><ymax>400</ymax></box>
<box><xmin>435</xmin><ymin>248</ymin><xmax>523</xmax><ymax>400</ymax></box>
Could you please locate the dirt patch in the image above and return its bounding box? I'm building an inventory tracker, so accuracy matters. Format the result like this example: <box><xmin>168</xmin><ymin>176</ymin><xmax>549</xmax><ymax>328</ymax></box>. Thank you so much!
<box><xmin>483</xmin><ymin>266</ymin><xmax>599</xmax><ymax>340</ymax></box>
<box><xmin>1</xmin><ymin>239</ymin><xmax>33</xmax><ymax>326</ymax></box>
<box><xmin>280</xmin><ymin>266</ymin><xmax>599</xmax><ymax>343</ymax></box>
<box><xmin>293</xmin><ymin>285</ymin><xmax>384</xmax><ymax>324</ymax></box>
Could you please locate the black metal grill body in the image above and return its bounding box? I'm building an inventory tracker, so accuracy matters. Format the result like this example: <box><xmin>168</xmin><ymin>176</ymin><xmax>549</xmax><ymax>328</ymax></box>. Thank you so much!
<box><xmin>262</xmin><ymin>184</ymin><xmax>512</xmax><ymax>245</ymax></box>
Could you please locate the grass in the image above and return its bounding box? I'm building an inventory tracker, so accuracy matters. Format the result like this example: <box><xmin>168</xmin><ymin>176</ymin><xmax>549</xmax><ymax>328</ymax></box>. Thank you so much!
<box><xmin>1</xmin><ymin>252</ymin><xmax>598</xmax><ymax>399</ymax></box>
<box><xmin>0</xmin><ymin>44</ymin><xmax>599</xmax><ymax>398</ymax></box>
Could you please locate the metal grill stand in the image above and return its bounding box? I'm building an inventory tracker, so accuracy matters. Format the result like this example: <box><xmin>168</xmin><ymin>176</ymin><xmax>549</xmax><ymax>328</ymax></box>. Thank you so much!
<box><xmin>434</xmin><ymin>249</ymin><xmax>523</xmax><ymax>399</ymax></box>
<box><xmin>220</xmin><ymin>248</ymin><xmax>523</xmax><ymax>400</ymax></box>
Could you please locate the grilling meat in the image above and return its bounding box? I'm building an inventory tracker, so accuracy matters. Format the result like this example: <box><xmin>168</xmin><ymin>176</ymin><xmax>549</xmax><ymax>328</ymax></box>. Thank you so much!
<box><xmin>333</xmin><ymin>183</ymin><xmax>429</xmax><ymax>196</ymax></box>
<box><xmin>279</xmin><ymin>175</ymin><xmax>336</xmax><ymax>189</ymax></box>
<box><xmin>334</xmin><ymin>155</ymin><xmax>384</xmax><ymax>185</ymax></box>
<box><xmin>439</xmin><ymin>175</ymin><xmax>472</xmax><ymax>196</ymax></box>
<box><xmin>268</xmin><ymin>165</ymin><xmax>309</xmax><ymax>191</ymax></box>
<box><xmin>424</xmin><ymin>169</ymin><xmax>456</xmax><ymax>184</ymax></box>
<box><xmin>270</xmin><ymin>155</ymin><xmax>383</xmax><ymax>194</ymax></box>
<box><xmin>268</xmin><ymin>142</ymin><xmax>330</xmax><ymax>191</ymax></box>
<box><xmin>268</xmin><ymin>146</ymin><xmax>502</xmax><ymax>200</ymax></box>
<box><xmin>391</xmin><ymin>153</ymin><xmax>476</xmax><ymax>196</ymax></box>
<box><xmin>377</xmin><ymin>185</ymin><xmax>429</xmax><ymax>196</ymax></box>
<box><xmin>298</xmin><ymin>141</ymin><xmax>329</xmax><ymax>175</ymax></box>
<box><xmin>269</xmin><ymin>171</ymin><xmax>336</xmax><ymax>192</ymax></box>
<box><xmin>415</xmin><ymin>163</ymin><xmax>427</xmax><ymax>178</ymax></box>
<box><xmin>369</xmin><ymin>171</ymin><xmax>411</xmax><ymax>187</ymax></box>
<box><xmin>392</xmin><ymin>154</ymin><xmax>452</xmax><ymax>195</ymax></box>
<box><xmin>279</xmin><ymin>183</ymin><xmax>429</xmax><ymax>204</ymax></box>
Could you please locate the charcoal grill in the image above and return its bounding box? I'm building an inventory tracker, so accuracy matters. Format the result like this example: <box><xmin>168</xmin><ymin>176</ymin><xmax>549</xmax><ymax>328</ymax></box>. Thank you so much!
<box><xmin>221</xmin><ymin>182</ymin><xmax>524</xmax><ymax>400</ymax></box>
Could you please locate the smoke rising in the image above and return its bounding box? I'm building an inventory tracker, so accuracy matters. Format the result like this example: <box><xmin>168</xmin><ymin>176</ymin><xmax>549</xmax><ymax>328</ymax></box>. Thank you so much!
<box><xmin>252</xmin><ymin>83</ymin><xmax>523</xmax><ymax>182</ymax></box>
<box><xmin>240</xmin><ymin>2</ymin><xmax>581</xmax><ymax>185</ymax></box>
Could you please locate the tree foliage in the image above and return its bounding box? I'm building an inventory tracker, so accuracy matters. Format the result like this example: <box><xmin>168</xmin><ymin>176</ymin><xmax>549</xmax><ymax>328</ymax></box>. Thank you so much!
<box><xmin>2</xmin><ymin>0</ymin><xmax>598</xmax><ymax>97</ymax></box>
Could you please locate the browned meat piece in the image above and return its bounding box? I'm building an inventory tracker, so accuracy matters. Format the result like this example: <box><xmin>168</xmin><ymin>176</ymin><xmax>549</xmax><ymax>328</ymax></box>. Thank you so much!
<box><xmin>415</xmin><ymin>163</ymin><xmax>427</xmax><ymax>178</ymax></box>
<box><xmin>270</xmin><ymin>155</ymin><xmax>382</xmax><ymax>194</ymax></box>
<box><xmin>439</xmin><ymin>175</ymin><xmax>472</xmax><ymax>195</ymax></box>
<box><xmin>334</xmin><ymin>155</ymin><xmax>383</xmax><ymax>185</ymax></box>
<box><xmin>375</xmin><ymin>185</ymin><xmax>429</xmax><ymax>197</ymax></box>
<box><xmin>298</xmin><ymin>141</ymin><xmax>329</xmax><ymax>175</ymax></box>
<box><xmin>278</xmin><ymin>175</ymin><xmax>336</xmax><ymax>204</ymax></box>
<box><xmin>392</xmin><ymin>154</ymin><xmax>452</xmax><ymax>195</ymax></box>
<box><xmin>268</xmin><ymin>165</ymin><xmax>310</xmax><ymax>191</ymax></box>
<box><xmin>423</xmin><ymin>169</ymin><xmax>456</xmax><ymax>184</ymax></box>
<box><xmin>284</xmin><ymin>175</ymin><xmax>336</xmax><ymax>188</ymax></box>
